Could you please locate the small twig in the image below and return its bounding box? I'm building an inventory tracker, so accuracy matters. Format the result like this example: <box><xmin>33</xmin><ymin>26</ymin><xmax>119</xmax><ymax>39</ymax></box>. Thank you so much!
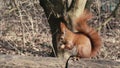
<box><xmin>3</xmin><ymin>8</ymin><xmax>17</xmax><ymax>15</ymax></box>
<box><xmin>47</xmin><ymin>11</ymin><xmax>53</xmax><ymax>20</ymax></box>
<box><xmin>14</xmin><ymin>0</ymin><xmax>25</xmax><ymax>55</ymax></box>
<box><xmin>51</xmin><ymin>29</ymin><xmax>59</xmax><ymax>57</ymax></box>
<box><xmin>97</xmin><ymin>17</ymin><xmax>112</xmax><ymax>31</ymax></box>
<box><xmin>6</xmin><ymin>39</ymin><xmax>20</xmax><ymax>53</ymax></box>
<box><xmin>23</xmin><ymin>10</ymin><xmax>36</xmax><ymax>47</ymax></box>
<box><xmin>52</xmin><ymin>29</ymin><xmax>59</xmax><ymax>36</ymax></box>
<box><xmin>0</xmin><ymin>39</ymin><xmax>20</xmax><ymax>53</ymax></box>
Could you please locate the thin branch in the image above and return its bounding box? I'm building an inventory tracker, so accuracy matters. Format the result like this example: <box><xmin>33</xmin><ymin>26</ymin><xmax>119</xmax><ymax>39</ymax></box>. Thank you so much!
<box><xmin>97</xmin><ymin>1</ymin><xmax>120</xmax><ymax>31</ymax></box>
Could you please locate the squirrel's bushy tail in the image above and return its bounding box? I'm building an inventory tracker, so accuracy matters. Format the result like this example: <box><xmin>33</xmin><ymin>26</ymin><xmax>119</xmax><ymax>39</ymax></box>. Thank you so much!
<box><xmin>75</xmin><ymin>10</ymin><xmax>102</xmax><ymax>57</ymax></box>
<box><xmin>86</xmin><ymin>28</ymin><xmax>102</xmax><ymax>57</ymax></box>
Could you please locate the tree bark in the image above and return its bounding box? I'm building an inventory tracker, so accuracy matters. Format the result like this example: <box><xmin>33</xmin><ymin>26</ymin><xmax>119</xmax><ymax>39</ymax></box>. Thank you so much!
<box><xmin>39</xmin><ymin>0</ymin><xmax>88</xmax><ymax>32</ymax></box>
<box><xmin>39</xmin><ymin>0</ymin><xmax>87</xmax><ymax>57</ymax></box>
<box><xmin>67</xmin><ymin>0</ymin><xmax>87</xmax><ymax>31</ymax></box>
<box><xmin>68</xmin><ymin>0</ymin><xmax>87</xmax><ymax>21</ymax></box>
<box><xmin>0</xmin><ymin>55</ymin><xmax>120</xmax><ymax>68</ymax></box>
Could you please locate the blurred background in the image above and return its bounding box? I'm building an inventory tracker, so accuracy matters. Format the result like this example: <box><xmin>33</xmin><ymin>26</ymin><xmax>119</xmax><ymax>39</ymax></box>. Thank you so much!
<box><xmin>0</xmin><ymin>0</ymin><xmax>119</xmax><ymax>61</ymax></box>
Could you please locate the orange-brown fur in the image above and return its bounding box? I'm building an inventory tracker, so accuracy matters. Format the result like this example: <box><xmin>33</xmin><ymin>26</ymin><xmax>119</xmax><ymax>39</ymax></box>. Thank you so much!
<box><xmin>74</xmin><ymin>10</ymin><xmax>102</xmax><ymax>57</ymax></box>
<box><xmin>59</xmin><ymin>10</ymin><xmax>102</xmax><ymax>58</ymax></box>
<box><xmin>59</xmin><ymin>22</ymin><xmax>92</xmax><ymax>58</ymax></box>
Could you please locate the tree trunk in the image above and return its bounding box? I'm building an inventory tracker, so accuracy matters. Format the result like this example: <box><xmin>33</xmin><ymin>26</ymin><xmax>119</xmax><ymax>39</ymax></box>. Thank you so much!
<box><xmin>39</xmin><ymin>0</ymin><xmax>87</xmax><ymax>57</ymax></box>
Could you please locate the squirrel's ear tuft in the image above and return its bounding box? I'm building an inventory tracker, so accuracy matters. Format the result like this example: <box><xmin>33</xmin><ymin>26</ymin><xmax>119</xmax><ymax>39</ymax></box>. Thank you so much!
<box><xmin>60</xmin><ymin>22</ymin><xmax>68</xmax><ymax>33</ymax></box>
<box><xmin>60</xmin><ymin>22</ymin><xmax>65</xmax><ymax>32</ymax></box>
<box><xmin>60</xmin><ymin>22</ymin><xmax>66</xmax><ymax>29</ymax></box>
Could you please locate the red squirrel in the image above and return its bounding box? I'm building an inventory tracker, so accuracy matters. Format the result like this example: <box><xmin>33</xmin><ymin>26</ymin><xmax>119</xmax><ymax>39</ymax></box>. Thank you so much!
<box><xmin>59</xmin><ymin>22</ymin><xmax>92</xmax><ymax>58</ymax></box>
<box><xmin>58</xmin><ymin>10</ymin><xmax>102</xmax><ymax>58</ymax></box>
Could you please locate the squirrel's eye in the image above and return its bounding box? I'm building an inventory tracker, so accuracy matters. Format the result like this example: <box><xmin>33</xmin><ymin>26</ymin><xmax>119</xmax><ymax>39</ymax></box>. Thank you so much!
<box><xmin>60</xmin><ymin>37</ymin><xmax>63</xmax><ymax>40</ymax></box>
<box><xmin>62</xmin><ymin>40</ymin><xmax>67</xmax><ymax>44</ymax></box>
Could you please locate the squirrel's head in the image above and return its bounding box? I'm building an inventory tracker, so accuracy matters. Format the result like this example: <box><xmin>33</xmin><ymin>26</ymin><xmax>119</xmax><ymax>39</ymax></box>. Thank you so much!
<box><xmin>59</xmin><ymin>22</ymin><xmax>74</xmax><ymax>50</ymax></box>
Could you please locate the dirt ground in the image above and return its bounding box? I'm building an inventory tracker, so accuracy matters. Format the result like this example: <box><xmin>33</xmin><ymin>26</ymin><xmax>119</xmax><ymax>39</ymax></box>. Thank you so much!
<box><xmin>0</xmin><ymin>0</ymin><xmax>120</xmax><ymax>62</ymax></box>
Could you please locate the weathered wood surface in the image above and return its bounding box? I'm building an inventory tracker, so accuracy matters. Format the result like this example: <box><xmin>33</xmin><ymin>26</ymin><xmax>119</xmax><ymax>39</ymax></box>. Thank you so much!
<box><xmin>0</xmin><ymin>55</ymin><xmax>120</xmax><ymax>68</ymax></box>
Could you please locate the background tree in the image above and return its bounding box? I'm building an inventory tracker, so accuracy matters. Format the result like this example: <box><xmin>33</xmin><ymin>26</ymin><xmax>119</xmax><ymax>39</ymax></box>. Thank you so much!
<box><xmin>39</xmin><ymin>0</ymin><xmax>89</xmax><ymax>57</ymax></box>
